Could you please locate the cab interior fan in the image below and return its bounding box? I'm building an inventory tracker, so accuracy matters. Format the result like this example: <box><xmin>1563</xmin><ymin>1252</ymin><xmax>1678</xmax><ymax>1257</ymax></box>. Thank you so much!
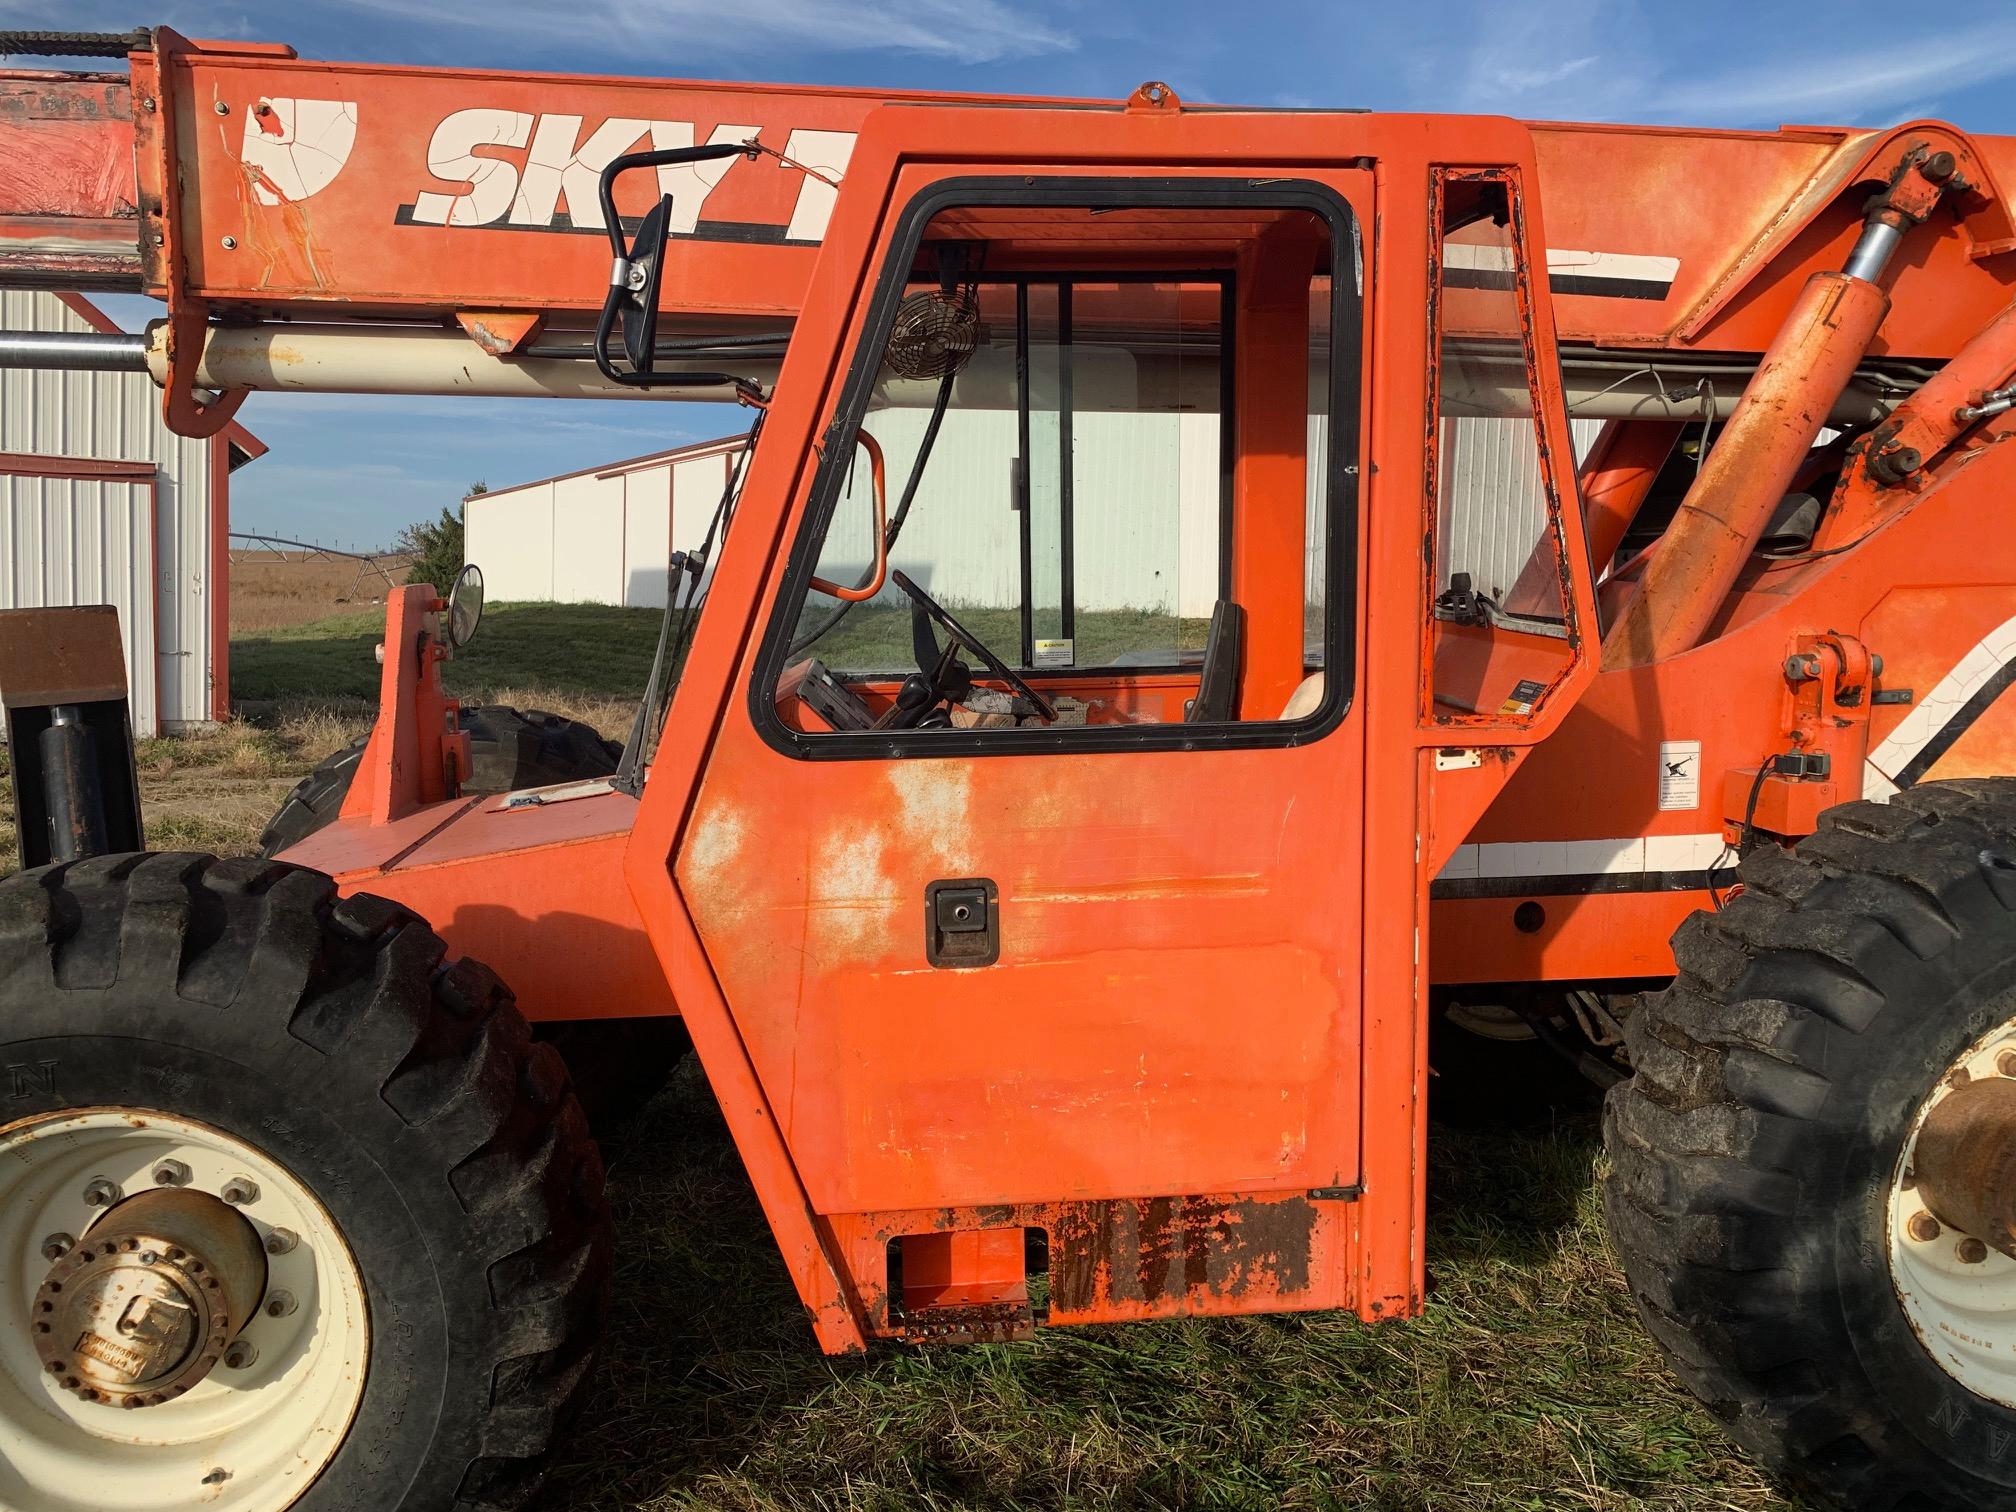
<box><xmin>884</xmin><ymin>283</ymin><xmax>980</xmax><ymax>381</ymax></box>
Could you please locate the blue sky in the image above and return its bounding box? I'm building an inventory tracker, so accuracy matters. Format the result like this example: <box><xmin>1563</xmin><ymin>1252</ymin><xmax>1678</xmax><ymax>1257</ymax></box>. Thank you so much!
<box><xmin>16</xmin><ymin>0</ymin><xmax>2016</xmax><ymax>547</ymax></box>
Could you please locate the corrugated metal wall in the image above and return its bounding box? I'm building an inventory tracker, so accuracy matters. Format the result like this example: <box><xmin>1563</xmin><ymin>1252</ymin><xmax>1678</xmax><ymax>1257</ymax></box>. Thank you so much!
<box><xmin>823</xmin><ymin>406</ymin><xmax>1227</xmax><ymax>617</ymax></box>
<box><xmin>467</xmin><ymin>442</ymin><xmax>740</xmax><ymax>608</ymax></box>
<box><xmin>1437</xmin><ymin>416</ymin><xmax>1605</xmax><ymax>605</ymax></box>
<box><xmin>470</xmin><ymin>414</ymin><xmax>1605</xmax><ymax>627</ymax></box>
<box><xmin>0</xmin><ymin>477</ymin><xmax>158</xmax><ymax>732</ymax></box>
<box><xmin>0</xmin><ymin>292</ymin><xmax>215</xmax><ymax>734</ymax></box>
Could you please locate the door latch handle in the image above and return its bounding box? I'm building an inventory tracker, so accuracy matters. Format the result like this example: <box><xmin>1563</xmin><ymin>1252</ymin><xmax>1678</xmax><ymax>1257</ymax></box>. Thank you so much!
<box><xmin>925</xmin><ymin>878</ymin><xmax>999</xmax><ymax>967</ymax></box>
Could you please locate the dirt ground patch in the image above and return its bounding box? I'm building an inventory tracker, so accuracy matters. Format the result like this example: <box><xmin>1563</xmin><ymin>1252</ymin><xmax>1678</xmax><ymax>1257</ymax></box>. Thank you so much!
<box><xmin>228</xmin><ymin>547</ymin><xmax>414</xmax><ymax>631</ymax></box>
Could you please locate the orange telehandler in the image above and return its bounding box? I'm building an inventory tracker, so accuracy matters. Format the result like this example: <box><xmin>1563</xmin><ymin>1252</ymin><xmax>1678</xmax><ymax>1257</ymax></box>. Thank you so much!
<box><xmin>3</xmin><ymin>25</ymin><xmax>2016</xmax><ymax>1511</ymax></box>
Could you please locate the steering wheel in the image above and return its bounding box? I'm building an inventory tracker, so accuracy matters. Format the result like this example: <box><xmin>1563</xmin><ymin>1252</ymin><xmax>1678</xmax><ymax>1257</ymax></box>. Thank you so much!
<box><xmin>890</xmin><ymin>570</ymin><xmax>1058</xmax><ymax>724</ymax></box>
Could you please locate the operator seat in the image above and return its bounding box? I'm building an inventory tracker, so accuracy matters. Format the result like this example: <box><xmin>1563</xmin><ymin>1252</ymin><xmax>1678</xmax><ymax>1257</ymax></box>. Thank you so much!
<box><xmin>1280</xmin><ymin>672</ymin><xmax>1324</xmax><ymax>720</ymax></box>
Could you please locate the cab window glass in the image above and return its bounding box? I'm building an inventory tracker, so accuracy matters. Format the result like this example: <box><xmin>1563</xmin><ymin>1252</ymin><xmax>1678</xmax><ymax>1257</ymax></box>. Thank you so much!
<box><xmin>1429</xmin><ymin>173</ymin><xmax>1577</xmax><ymax>721</ymax></box>
<box><xmin>775</xmin><ymin>201</ymin><xmax>1341</xmax><ymax>739</ymax></box>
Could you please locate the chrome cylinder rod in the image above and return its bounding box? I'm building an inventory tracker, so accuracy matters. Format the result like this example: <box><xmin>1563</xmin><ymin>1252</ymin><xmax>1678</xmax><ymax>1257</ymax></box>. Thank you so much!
<box><xmin>0</xmin><ymin>328</ymin><xmax>147</xmax><ymax>372</ymax></box>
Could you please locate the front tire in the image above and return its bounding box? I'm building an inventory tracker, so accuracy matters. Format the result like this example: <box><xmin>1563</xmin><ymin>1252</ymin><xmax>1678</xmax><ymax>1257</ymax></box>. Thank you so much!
<box><xmin>1605</xmin><ymin>779</ymin><xmax>2016</xmax><ymax>1510</ymax></box>
<box><xmin>0</xmin><ymin>853</ymin><xmax>610</xmax><ymax>1512</ymax></box>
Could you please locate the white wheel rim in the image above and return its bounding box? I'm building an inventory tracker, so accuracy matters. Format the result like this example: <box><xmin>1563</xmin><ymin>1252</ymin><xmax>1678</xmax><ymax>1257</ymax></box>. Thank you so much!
<box><xmin>0</xmin><ymin>1109</ymin><xmax>369</xmax><ymax>1512</ymax></box>
<box><xmin>1888</xmin><ymin>1017</ymin><xmax>2016</xmax><ymax>1405</ymax></box>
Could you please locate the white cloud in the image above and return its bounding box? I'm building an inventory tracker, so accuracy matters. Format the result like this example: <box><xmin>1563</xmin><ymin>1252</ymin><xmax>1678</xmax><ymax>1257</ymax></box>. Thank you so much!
<box><xmin>2</xmin><ymin>0</ymin><xmax>1072</xmax><ymax>67</ymax></box>
<box><xmin>315</xmin><ymin>0</ymin><xmax>1073</xmax><ymax>65</ymax></box>
<box><xmin>1430</xmin><ymin>4</ymin><xmax>2016</xmax><ymax>128</ymax></box>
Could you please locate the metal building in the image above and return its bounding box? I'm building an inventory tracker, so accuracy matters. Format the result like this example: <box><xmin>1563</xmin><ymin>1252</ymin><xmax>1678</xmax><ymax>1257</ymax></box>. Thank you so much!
<box><xmin>467</xmin><ymin>415</ymin><xmax>1604</xmax><ymax>624</ymax></box>
<box><xmin>466</xmin><ymin>436</ymin><xmax>748</xmax><ymax>608</ymax></box>
<box><xmin>0</xmin><ymin>292</ymin><xmax>265</xmax><ymax>735</ymax></box>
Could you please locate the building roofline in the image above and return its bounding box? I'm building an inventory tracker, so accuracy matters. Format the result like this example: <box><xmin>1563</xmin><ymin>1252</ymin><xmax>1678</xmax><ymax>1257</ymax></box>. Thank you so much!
<box><xmin>465</xmin><ymin>432</ymin><xmax>751</xmax><ymax>503</ymax></box>
<box><xmin>56</xmin><ymin>293</ymin><xmax>267</xmax><ymax>464</ymax></box>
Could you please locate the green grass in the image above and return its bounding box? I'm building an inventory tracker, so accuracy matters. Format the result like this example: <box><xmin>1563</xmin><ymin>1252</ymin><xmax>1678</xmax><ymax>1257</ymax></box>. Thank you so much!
<box><xmin>231</xmin><ymin>601</ymin><xmax>670</xmax><ymax>704</ymax></box>
<box><xmin>208</xmin><ymin>600</ymin><xmax>1797</xmax><ymax>1510</ymax></box>
<box><xmin>545</xmin><ymin>1071</ymin><xmax>1789</xmax><ymax>1511</ymax></box>
<box><xmin>231</xmin><ymin>598</ymin><xmax>1207</xmax><ymax>711</ymax></box>
<box><xmin>795</xmin><ymin>603</ymin><xmax>1211</xmax><ymax>673</ymax></box>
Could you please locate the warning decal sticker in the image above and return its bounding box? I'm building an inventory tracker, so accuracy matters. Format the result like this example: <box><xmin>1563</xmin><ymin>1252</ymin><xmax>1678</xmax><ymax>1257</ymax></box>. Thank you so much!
<box><xmin>1659</xmin><ymin>740</ymin><xmax>1702</xmax><ymax>811</ymax></box>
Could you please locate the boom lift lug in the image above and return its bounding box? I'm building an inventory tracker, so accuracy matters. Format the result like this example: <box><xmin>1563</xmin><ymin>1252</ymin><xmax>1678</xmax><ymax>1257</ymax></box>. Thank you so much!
<box><xmin>1722</xmin><ymin>632</ymin><xmax>1879</xmax><ymax>843</ymax></box>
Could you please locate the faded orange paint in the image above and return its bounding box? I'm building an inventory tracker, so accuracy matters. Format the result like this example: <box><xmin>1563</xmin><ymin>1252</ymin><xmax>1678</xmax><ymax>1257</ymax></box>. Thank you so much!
<box><xmin>34</xmin><ymin>35</ymin><xmax>2016</xmax><ymax>1360</ymax></box>
<box><xmin>1604</xmin><ymin>271</ymin><xmax>1890</xmax><ymax>667</ymax></box>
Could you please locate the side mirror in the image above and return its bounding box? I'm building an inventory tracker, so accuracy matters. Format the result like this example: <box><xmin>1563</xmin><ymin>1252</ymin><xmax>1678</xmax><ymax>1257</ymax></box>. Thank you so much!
<box><xmin>591</xmin><ymin>141</ymin><xmax>759</xmax><ymax>394</ymax></box>
<box><xmin>619</xmin><ymin>196</ymin><xmax>672</xmax><ymax>374</ymax></box>
<box><xmin>446</xmin><ymin>563</ymin><xmax>485</xmax><ymax>648</ymax></box>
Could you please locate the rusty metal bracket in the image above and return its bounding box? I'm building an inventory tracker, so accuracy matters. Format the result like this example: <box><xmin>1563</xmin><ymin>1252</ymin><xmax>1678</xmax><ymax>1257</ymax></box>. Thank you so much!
<box><xmin>887</xmin><ymin>1299</ymin><xmax>1036</xmax><ymax>1346</ymax></box>
<box><xmin>129</xmin><ymin>28</ymin><xmax>247</xmax><ymax>439</ymax></box>
<box><xmin>1126</xmin><ymin>80</ymin><xmax>1181</xmax><ymax>113</ymax></box>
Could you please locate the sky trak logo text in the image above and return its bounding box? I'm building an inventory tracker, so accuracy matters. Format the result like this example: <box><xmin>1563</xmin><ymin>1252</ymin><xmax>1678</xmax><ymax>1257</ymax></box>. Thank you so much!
<box><xmin>400</xmin><ymin>110</ymin><xmax>856</xmax><ymax>243</ymax></box>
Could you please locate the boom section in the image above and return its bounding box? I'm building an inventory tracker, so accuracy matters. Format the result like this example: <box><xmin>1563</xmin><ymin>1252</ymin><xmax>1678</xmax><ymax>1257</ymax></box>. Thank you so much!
<box><xmin>4</xmin><ymin>30</ymin><xmax>2016</xmax><ymax>363</ymax></box>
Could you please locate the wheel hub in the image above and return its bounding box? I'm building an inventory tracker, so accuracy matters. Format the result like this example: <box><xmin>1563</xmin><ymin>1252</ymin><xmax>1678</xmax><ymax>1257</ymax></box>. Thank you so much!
<box><xmin>32</xmin><ymin>1188</ymin><xmax>267</xmax><ymax>1408</ymax></box>
<box><xmin>0</xmin><ymin>1108</ymin><xmax>369</xmax><ymax>1512</ymax></box>
<box><xmin>1912</xmin><ymin>1073</ymin><xmax>2016</xmax><ymax>1261</ymax></box>
<box><xmin>1889</xmin><ymin>1017</ymin><xmax>2016</xmax><ymax>1405</ymax></box>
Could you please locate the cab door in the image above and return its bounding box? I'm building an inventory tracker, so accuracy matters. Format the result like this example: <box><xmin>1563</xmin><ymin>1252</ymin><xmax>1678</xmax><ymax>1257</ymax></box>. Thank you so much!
<box><xmin>673</xmin><ymin>169</ymin><xmax>1370</xmax><ymax>1224</ymax></box>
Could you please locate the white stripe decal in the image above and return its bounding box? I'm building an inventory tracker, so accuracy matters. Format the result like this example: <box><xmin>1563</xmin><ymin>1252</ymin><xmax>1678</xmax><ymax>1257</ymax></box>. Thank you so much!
<box><xmin>1437</xmin><ymin>832</ymin><xmax>1728</xmax><ymax>882</ymax></box>
<box><xmin>1864</xmin><ymin>611</ymin><xmax>2016</xmax><ymax>800</ymax></box>
<box><xmin>1441</xmin><ymin>245</ymin><xmax>1680</xmax><ymax>287</ymax></box>
<box><xmin>1544</xmin><ymin>248</ymin><xmax>1680</xmax><ymax>284</ymax></box>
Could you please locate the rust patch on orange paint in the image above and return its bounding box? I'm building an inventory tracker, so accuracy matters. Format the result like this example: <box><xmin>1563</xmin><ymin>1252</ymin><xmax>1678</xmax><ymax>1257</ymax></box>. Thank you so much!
<box><xmin>455</xmin><ymin>309</ymin><xmax>545</xmax><ymax>354</ymax></box>
<box><xmin>1047</xmin><ymin>1193</ymin><xmax>1316</xmax><ymax>1314</ymax></box>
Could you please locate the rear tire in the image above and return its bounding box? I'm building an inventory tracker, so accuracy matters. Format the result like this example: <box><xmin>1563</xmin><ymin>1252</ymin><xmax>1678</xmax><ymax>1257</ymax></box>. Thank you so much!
<box><xmin>0</xmin><ymin>853</ymin><xmax>611</xmax><ymax>1511</ymax></box>
<box><xmin>1604</xmin><ymin>779</ymin><xmax>2016</xmax><ymax>1510</ymax></box>
<box><xmin>258</xmin><ymin>707</ymin><xmax>623</xmax><ymax>857</ymax></box>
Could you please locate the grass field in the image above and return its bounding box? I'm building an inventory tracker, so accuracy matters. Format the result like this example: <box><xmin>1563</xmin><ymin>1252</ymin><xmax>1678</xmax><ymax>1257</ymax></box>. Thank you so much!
<box><xmin>0</xmin><ymin>577</ymin><xmax>1801</xmax><ymax>1511</ymax></box>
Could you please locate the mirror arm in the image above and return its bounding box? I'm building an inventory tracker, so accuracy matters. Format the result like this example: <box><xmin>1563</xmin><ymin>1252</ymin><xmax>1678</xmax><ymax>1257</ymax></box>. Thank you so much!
<box><xmin>594</xmin><ymin>144</ymin><xmax>764</xmax><ymax>396</ymax></box>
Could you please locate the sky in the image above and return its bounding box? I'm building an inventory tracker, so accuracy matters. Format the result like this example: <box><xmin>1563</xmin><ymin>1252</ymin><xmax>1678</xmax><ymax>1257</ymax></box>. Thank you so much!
<box><xmin>13</xmin><ymin>0</ymin><xmax>2016</xmax><ymax>547</ymax></box>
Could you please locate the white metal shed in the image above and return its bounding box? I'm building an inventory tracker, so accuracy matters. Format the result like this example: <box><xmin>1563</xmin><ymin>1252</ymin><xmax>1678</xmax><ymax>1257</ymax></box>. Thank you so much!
<box><xmin>0</xmin><ymin>292</ymin><xmax>265</xmax><ymax>735</ymax></box>
<box><xmin>466</xmin><ymin>436</ymin><xmax>748</xmax><ymax>609</ymax></box>
<box><xmin>466</xmin><ymin>414</ymin><xmax>1605</xmax><ymax>623</ymax></box>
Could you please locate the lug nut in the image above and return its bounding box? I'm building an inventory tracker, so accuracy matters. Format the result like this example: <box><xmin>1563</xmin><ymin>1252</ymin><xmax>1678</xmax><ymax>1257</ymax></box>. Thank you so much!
<box><xmin>263</xmin><ymin>1227</ymin><xmax>298</xmax><ymax>1256</ymax></box>
<box><xmin>1958</xmin><ymin>1237</ymin><xmax>1990</xmax><ymax>1265</ymax></box>
<box><xmin>40</xmin><ymin>1233</ymin><xmax>74</xmax><ymax>1262</ymax></box>
<box><xmin>264</xmin><ymin>1289</ymin><xmax>298</xmax><ymax>1319</ymax></box>
<box><xmin>81</xmin><ymin>1178</ymin><xmax>122</xmax><ymax>1209</ymax></box>
<box><xmin>152</xmin><ymin>1159</ymin><xmax>192</xmax><ymax>1188</ymax></box>
<box><xmin>223</xmin><ymin>1340</ymin><xmax>258</xmax><ymax>1370</ymax></box>
<box><xmin>1908</xmin><ymin>1210</ymin><xmax>1943</xmax><ymax>1242</ymax></box>
<box><xmin>220</xmin><ymin>1177</ymin><xmax>260</xmax><ymax>1207</ymax></box>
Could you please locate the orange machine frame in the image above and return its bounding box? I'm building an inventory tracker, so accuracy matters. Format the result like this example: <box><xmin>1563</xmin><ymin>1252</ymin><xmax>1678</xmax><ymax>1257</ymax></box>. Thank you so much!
<box><xmin>10</xmin><ymin>34</ymin><xmax>2016</xmax><ymax>1353</ymax></box>
<box><xmin>282</xmin><ymin>103</ymin><xmax>1598</xmax><ymax>1350</ymax></box>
